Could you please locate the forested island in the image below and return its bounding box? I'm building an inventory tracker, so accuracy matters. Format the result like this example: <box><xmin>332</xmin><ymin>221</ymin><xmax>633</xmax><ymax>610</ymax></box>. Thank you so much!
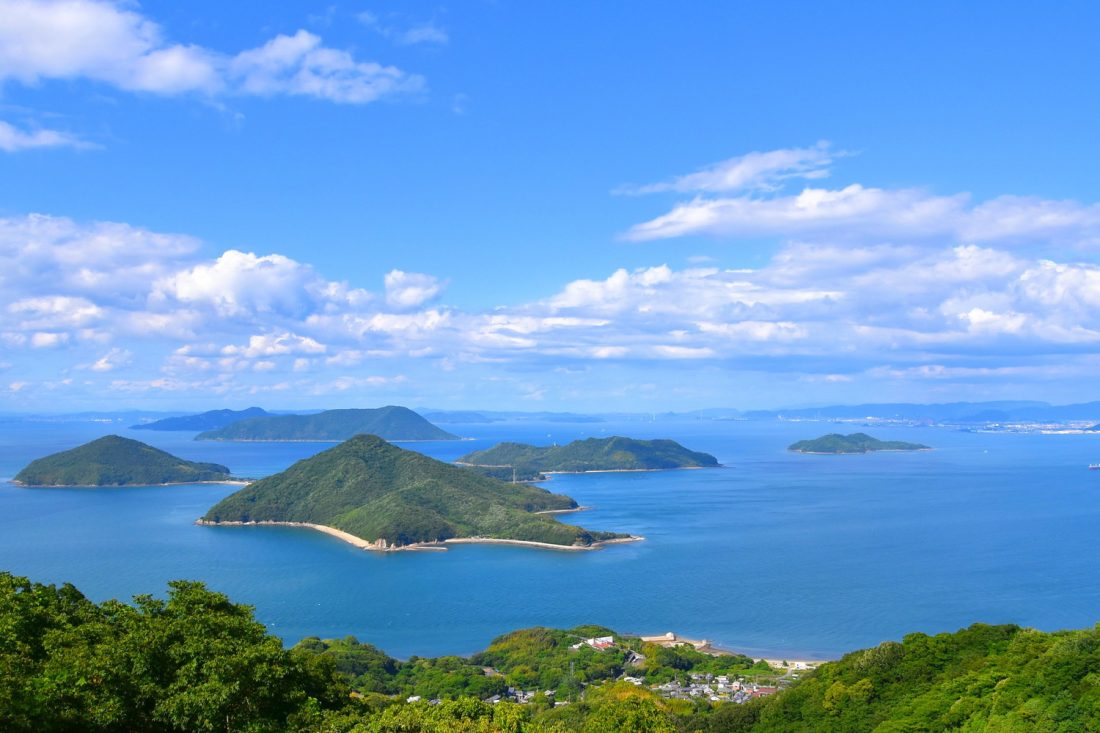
<box><xmin>200</xmin><ymin>434</ymin><xmax>632</xmax><ymax>550</ymax></box>
<box><xmin>194</xmin><ymin>405</ymin><xmax>458</xmax><ymax>442</ymax></box>
<box><xmin>788</xmin><ymin>432</ymin><xmax>931</xmax><ymax>454</ymax></box>
<box><xmin>457</xmin><ymin>436</ymin><xmax>719</xmax><ymax>480</ymax></box>
<box><xmin>132</xmin><ymin>406</ymin><xmax>269</xmax><ymax>431</ymax></box>
<box><xmin>12</xmin><ymin>435</ymin><xmax>233</xmax><ymax>486</ymax></box>
<box><xmin>4</xmin><ymin>570</ymin><xmax>1098</xmax><ymax>732</ymax></box>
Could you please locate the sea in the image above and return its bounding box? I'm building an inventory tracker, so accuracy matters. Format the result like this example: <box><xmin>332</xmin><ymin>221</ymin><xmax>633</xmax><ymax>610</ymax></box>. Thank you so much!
<box><xmin>1</xmin><ymin>416</ymin><xmax>1098</xmax><ymax>661</ymax></box>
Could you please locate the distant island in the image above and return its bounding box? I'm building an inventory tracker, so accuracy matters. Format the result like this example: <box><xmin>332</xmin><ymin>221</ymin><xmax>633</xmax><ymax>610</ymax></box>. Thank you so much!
<box><xmin>194</xmin><ymin>406</ymin><xmax>458</xmax><ymax>442</ymax></box>
<box><xmin>13</xmin><ymin>435</ymin><xmax>233</xmax><ymax>486</ymax></box>
<box><xmin>789</xmin><ymin>432</ymin><xmax>931</xmax><ymax>454</ymax></box>
<box><xmin>132</xmin><ymin>406</ymin><xmax>270</xmax><ymax>431</ymax></box>
<box><xmin>200</xmin><ymin>434</ymin><xmax>635</xmax><ymax>550</ymax></box>
<box><xmin>457</xmin><ymin>436</ymin><xmax>719</xmax><ymax>480</ymax></box>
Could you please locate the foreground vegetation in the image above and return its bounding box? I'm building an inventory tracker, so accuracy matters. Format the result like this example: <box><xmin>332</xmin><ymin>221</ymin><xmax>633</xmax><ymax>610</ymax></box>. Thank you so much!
<box><xmin>459</xmin><ymin>436</ymin><xmax>719</xmax><ymax>480</ymax></box>
<box><xmin>203</xmin><ymin>434</ymin><xmax>628</xmax><ymax>547</ymax></box>
<box><xmin>13</xmin><ymin>435</ymin><xmax>232</xmax><ymax>486</ymax></box>
<box><xmin>4</xmin><ymin>572</ymin><xmax>1098</xmax><ymax>731</ymax></box>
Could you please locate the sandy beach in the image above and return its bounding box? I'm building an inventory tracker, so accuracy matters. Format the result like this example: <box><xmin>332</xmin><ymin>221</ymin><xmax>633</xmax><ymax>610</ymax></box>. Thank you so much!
<box><xmin>197</xmin><ymin>519</ymin><xmax>644</xmax><ymax>552</ymax></box>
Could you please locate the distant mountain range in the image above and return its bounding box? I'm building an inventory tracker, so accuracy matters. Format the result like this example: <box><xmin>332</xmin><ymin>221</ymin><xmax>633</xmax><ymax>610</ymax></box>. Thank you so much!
<box><xmin>133</xmin><ymin>407</ymin><xmax>270</xmax><ymax>431</ymax></box>
<box><xmin>13</xmin><ymin>436</ymin><xmax>232</xmax><ymax>486</ymax></box>
<box><xmin>195</xmin><ymin>406</ymin><xmax>458</xmax><ymax>442</ymax></box>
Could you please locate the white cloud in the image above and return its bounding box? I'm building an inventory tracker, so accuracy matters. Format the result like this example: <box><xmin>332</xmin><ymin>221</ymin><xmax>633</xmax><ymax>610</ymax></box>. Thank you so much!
<box><xmin>30</xmin><ymin>331</ymin><xmax>69</xmax><ymax>348</ymax></box>
<box><xmin>84</xmin><ymin>347</ymin><xmax>131</xmax><ymax>371</ymax></box>
<box><xmin>229</xmin><ymin>30</ymin><xmax>422</xmax><ymax>104</ymax></box>
<box><xmin>623</xmin><ymin>147</ymin><xmax>1100</xmax><ymax>248</ymax></box>
<box><xmin>0</xmin><ymin>120</ymin><xmax>90</xmax><ymax>152</ymax></box>
<box><xmin>8</xmin><ymin>211</ymin><xmax>1100</xmax><ymax>403</ymax></box>
<box><xmin>357</xmin><ymin>12</ymin><xmax>449</xmax><ymax>46</ymax></box>
<box><xmin>153</xmin><ymin>250</ymin><xmax>369</xmax><ymax>318</ymax></box>
<box><xmin>221</xmin><ymin>332</ymin><xmax>326</xmax><ymax>358</ymax></box>
<box><xmin>0</xmin><ymin>0</ymin><xmax>421</xmax><ymax>104</ymax></box>
<box><xmin>384</xmin><ymin>270</ymin><xmax>445</xmax><ymax>309</ymax></box>
<box><xmin>621</xmin><ymin>141</ymin><xmax>837</xmax><ymax>195</ymax></box>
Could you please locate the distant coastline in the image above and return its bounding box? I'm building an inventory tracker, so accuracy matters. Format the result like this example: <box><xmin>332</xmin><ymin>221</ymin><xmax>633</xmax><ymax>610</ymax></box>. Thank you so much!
<box><xmin>14</xmin><ymin>479</ymin><xmax>250</xmax><ymax>488</ymax></box>
<box><xmin>196</xmin><ymin>519</ymin><xmax>644</xmax><ymax>552</ymax></box>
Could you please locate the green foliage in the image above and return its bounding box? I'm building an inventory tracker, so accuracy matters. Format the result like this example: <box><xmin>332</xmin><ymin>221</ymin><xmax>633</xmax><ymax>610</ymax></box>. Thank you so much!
<box><xmin>13</xmin><ymin>435</ymin><xmax>231</xmax><ymax>486</ymax></box>
<box><xmin>195</xmin><ymin>406</ymin><xmax>458</xmax><ymax>441</ymax></box>
<box><xmin>458</xmin><ymin>436</ymin><xmax>719</xmax><ymax>475</ymax></box>
<box><xmin>788</xmin><ymin>432</ymin><xmax>931</xmax><ymax>454</ymax></box>
<box><xmin>10</xmin><ymin>570</ymin><xmax>1100</xmax><ymax>732</ymax></box>
<box><xmin>0</xmin><ymin>572</ymin><xmax>345</xmax><ymax>732</ymax></box>
<box><xmin>749</xmin><ymin>622</ymin><xmax>1100</xmax><ymax>732</ymax></box>
<box><xmin>203</xmin><ymin>435</ymin><xmax>628</xmax><ymax>547</ymax></box>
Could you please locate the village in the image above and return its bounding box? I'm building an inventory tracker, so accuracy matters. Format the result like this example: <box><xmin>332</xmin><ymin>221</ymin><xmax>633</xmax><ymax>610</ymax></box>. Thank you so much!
<box><xmin>408</xmin><ymin>632</ymin><xmax>815</xmax><ymax>708</ymax></box>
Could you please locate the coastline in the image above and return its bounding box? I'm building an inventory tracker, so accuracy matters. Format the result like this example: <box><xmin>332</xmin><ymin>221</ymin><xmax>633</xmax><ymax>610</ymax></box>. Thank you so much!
<box><xmin>790</xmin><ymin>448</ymin><xmax>933</xmax><ymax>455</ymax></box>
<box><xmin>534</xmin><ymin>505</ymin><xmax>592</xmax><ymax>515</ymax></box>
<box><xmin>196</xmin><ymin>438</ymin><xmax>463</xmax><ymax>443</ymax></box>
<box><xmin>13</xmin><ymin>478</ymin><xmax>249</xmax><ymax>488</ymax></box>
<box><xmin>196</xmin><ymin>519</ymin><xmax>644</xmax><ymax>552</ymax></box>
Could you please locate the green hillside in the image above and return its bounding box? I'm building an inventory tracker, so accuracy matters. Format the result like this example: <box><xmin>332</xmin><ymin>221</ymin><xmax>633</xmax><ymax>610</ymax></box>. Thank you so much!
<box><xmin>7</xmin><ymin>570</ymin><xmax>1100</xmax><ymax>732</ymax></box>
<box><xmin>789</xmin><ymin>432</ymin><xmax>930</xmax><ymax>454</ymax></box>
<box><xmin>202</xmin><ymin>434</ymin><xmax>628</xmax><ymax>547</ymax></box>
<box><xmin>13</xmin><ymin>435</ymin><xmax>231</xmax><ymax>486</ymax></box>
<box><xmin>194</xmin><ymin>405</ymin><xmax>458</xmax><ymax>441</ymax></box>
<box><xmin>457</xmin><ymin>436</ymin><xmax>719</xmax><ymax>479</ymax></box>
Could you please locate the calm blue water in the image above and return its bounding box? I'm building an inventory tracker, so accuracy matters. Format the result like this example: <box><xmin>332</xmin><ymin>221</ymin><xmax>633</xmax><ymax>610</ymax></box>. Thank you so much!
<box><xmin>1</xmin><ymin>417</ymin><xmax>1099</xmax><ymax>660</ymax></box>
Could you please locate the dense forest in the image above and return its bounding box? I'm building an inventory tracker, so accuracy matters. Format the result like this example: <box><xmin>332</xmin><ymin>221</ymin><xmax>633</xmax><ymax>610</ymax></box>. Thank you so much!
<box><xmin>458</xmin><ymin>437</ymin><xmax>719</xmax><ymax>480</ymax></box>
<box><xmin>787</xmin><ymin>433</ymin><xmax>930</xmax><ymax>454</ymax></box>
<box><xmin>13</xmin><ymin>435</ymin><xmax>232</xmax><ymax>486</ymax></box>
<box><xmin>202</xmin><ymin>434</ymin><xmax>627</xmax><ymax>547</ymax></box>
<box><xmin>5</xmin><ymin>571</ymin><xmax>1098</xmax><ymax>732</ymax></box>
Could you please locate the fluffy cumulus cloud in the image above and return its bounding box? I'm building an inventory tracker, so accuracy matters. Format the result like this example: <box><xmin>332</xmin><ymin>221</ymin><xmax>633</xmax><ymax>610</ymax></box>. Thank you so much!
<box><xmin>6</xmin><ymin>206</ymin><xmax>1100</xmax><ymax>406</ymax></box>
<box><xmin>623</xmin><ymin>144</ymin><xmax>1100</xmax><ymax>248</ymax></box>
<box><xmin>0</xmin><ymin>0</ymin><xmax>422</xmax><ymax>103</ymax></box>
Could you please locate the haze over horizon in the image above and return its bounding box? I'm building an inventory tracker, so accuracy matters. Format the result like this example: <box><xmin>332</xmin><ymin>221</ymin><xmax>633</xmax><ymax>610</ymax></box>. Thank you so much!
<box><xmin>3</xmin><ymin>1</ymin><xmax>1100</xmax><ymax>412</ymax></box>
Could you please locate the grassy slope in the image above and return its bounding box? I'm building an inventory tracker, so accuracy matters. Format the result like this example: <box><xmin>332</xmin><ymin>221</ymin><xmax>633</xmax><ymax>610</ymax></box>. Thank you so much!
<box><xmin>203</xmin><ymin>435</ymin><xmax>627</xmax><ymax>547</ymax></box>
<box><xmin>458</xmin><ymin>436</ymin><xmax>719</xmax><ymax>475</ymax></box>
<box><xmin>13</xmin><ymin>435</ymin><xmax>231</xmax><ymax>486</ymax></box>
<box><xmin>195</xmin><ymin>406</ymin><xmax>459</xmax><ymax>441</ymax></box>
<box><xmin>788</xmin><ymin>432</ymin><xmax>930</xmax><ymax>454</ymax></box>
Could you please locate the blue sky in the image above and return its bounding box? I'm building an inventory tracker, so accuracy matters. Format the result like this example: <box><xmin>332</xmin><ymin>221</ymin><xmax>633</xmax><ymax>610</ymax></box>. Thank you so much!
<box><xmin>2</xmin><ymin>0</ymin><xmax>1100</xmax><ymax>412</ymax></box>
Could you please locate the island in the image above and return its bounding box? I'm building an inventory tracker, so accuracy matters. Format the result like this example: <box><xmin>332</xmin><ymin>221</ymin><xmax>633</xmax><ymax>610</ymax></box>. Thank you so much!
<box><xmin>199</xmin><ymin>434</ymin><xmax>636</xmax><ymax>550</ymax></box>
<box><xmin>788</xmin><ymin>432</ymin><xmax>931</xmax><ymax>454</ymax></box>
<box><xmin>12</xmin><ymin>435</ymin><xmax>233</xmax><ymax>486</ymax></box>
<box><xmin>194</xmin><ymin>405</ymin><xmax>459</xmax><ymax>442</ymax></box>
<box><xmin>456</xmin><ymin>436</ymin><xmax>719</xmax><ymax>480</ymax></box>
<box><xmin>132</xmin><ymin>406</ymin><xmax>269</xmax><ymax>431</ymax></box>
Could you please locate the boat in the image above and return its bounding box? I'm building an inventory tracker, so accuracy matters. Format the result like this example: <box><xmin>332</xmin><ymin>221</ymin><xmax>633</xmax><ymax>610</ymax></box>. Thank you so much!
<box><xmin>1090</xmin><ymin>464</ymin><xmax>1100</xmax><ymax>470</ymax></box>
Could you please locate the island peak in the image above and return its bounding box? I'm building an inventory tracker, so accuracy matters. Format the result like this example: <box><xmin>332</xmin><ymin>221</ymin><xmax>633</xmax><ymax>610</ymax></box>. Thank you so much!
<box><xmin>13</xmin><ymin>435</ymin><xmax>233</xmax><ymax>486</ymax></box>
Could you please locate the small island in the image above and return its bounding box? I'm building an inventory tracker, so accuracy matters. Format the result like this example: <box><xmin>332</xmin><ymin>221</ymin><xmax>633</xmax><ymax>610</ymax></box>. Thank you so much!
<box><xmin>13</xmin><ymin>435</ymin><xmax>233</xmax><ymax>486</ymax></box>
<box><xmin>788</xmin><ymin>432</ymin><xmax>931</xmax><ymax>454</ymax></box>
<box><xmin>194</xmin><ymin>406</ymin><xmax>459</xmax><ymax>442</ymax></box>
<box><xmin>457</xmin><ymin>436</ymin><xmax>719</xmax><ymax>480</ymax></box>
<box><xmin>200</xmin><ymin>434</ymin><xmax>636</xmax><ymax>551</ymax></box>
<box><xmin>133</xmin><ymin>406</ymin><xmax>269</xmax><ymax>431</ymax></box>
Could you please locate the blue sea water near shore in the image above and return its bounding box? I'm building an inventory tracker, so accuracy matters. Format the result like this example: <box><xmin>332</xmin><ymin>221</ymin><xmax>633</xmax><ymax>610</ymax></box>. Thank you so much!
<box><xmin>1</xmin><ymin>416</ymin><xmax>1099</xmax><ymax>661</ymax></box>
